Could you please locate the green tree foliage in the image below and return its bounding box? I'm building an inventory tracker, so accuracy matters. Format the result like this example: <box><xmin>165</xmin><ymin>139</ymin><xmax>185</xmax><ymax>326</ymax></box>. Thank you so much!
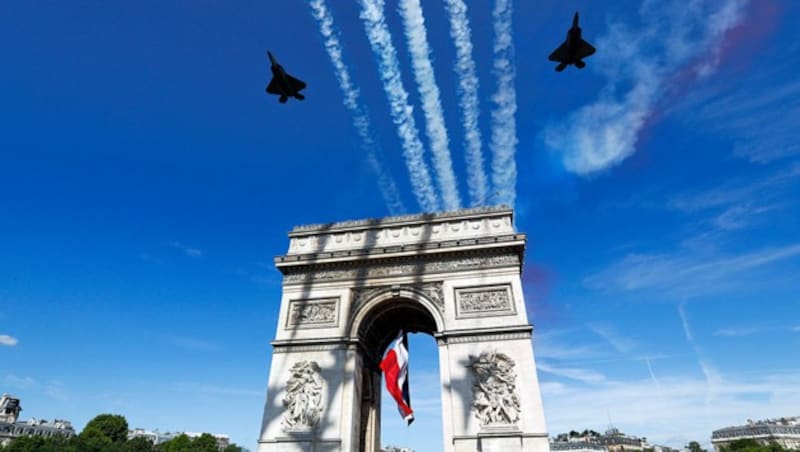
<box><xmin>157</xmin><ymin>434</ymin><xmax>193</xmax><ymax>452</ymax></box>
<box><xmin>83</xmin><ymin>414</ymin><xmax>129</xmax><ymax>444</ymax></box>
<box><xmin>191</xmin><ymin>433</ymin><xmax>219</xmax><ymax>452</ymax></box>
<box><xmin>720</xmin><ymin>439</ymin><xmax>793</xmax><ymax>452</ymax></box>
<box><xmin>1</xmin><ymin>415</ymin><xmax>248</xmax><ymax>452</ymax></box>
<box><xmin>689</xmin><ymin>441</ymin><xmax>708</xmax><ymax>452</ymax></box>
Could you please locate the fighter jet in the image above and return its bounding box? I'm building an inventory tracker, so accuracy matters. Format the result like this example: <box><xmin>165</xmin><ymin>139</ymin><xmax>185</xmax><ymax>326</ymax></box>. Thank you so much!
<box><xmin>265</xmin><ymin>51</ymin><xmax>306</xmax><ymax>103</ymax></box>
<box><xmin>548</xmin><ymin>12</ymin><xmax>596</xmax><ymax>72</ymax></box>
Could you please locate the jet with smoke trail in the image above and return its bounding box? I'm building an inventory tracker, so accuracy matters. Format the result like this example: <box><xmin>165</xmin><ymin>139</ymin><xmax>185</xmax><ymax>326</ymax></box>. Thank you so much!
<box><xmin>549</xmin><ymin>12</ymin><xmax>596</xmax><ymax>72</ymax></box>
<box><xmin>265</xmin><ymin>51</ymin><xmax>307</xmax><ymax>104</ymax></box>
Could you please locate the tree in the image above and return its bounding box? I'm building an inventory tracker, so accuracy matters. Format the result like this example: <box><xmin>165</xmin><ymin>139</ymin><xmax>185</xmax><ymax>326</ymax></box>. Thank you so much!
<box><xmin>3</xmin><ymin>436</ymin><xmax>46</xmax><ymax>452</ymax></box>
<box><xmin>83</xmin><ymin>414</ymin><xmax>129</xmax><ymax>443</ymax></box>
<box><xmin>688</xmin><ymin>441</ymin><xmax>708</xmax><ymax>452</ymax></box>
<box><xmin>124</xmin><ymin>436</ymin><xmax>157</xmax><ymax>452</ymax></box>
<box><xmin>222</xmin><ymin>445</ymin><xmax>245</xmax><ymax>452</ymax></box>
<box><xmin>191</xmin><ymin>433</ymin><xmax>219</xmax><ymax>452</ymax></box>
<box><xmin>158</xmin><ymin>434</ymin><xmax>193</xmax><ymax>452</ymax></box>
<box><xmin>77</xmin><ymin>426</ymin><xmax>113</xmax><ymax>452</ymax></box>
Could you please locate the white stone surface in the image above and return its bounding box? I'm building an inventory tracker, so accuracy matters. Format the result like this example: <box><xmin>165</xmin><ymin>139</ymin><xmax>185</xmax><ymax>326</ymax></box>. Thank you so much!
<box><xmin>258</xmin><ymin>208</ymin><xmax>550</xmax><ymax>452</ymax></box>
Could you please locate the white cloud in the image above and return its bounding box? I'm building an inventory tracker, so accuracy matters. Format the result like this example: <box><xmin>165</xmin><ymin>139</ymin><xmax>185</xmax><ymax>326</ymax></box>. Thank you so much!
<box><xmin>537</xmin><ymin>361</ymin><xmax>608</xmax><ymax>384</ymax></box>
<box><xmin>674</xmin><ymin>58</ymin><xmax>800</xmax><ymax>164</ymax></box>
<box><xmin>587</xmin><ymin>323</ymin><xmax>637</xmax><ymax>354</ymax></box>
<box><xmin>169</xmin><ymin>241</ymin><xmax>203</xmax><ymax>258</ymax></box>
<box><xmin>4</xmin><ymin>374</ymin><xmax>36</xmax><ymax>389</ymax></box>
<box><xmin>585</xmin><ymin>243</ymin><xmax>800</xmax><ymax>299</ymax></box>
<box><xmin>541</xmin><ymin>370</ymin><xmax>800</xmax><ymax>448</ymax></box>
<box><xmin>713</xmin><ymin>327</ymin><xmax>760</xmax><ymax>337</ymax></box>
<box><xmin>543</xmin><ymin>0</ymin><xmax>747</xmax><ymax>175</ymax></box>
<box><xmin>169</xmin><ymin>336</ymin><xmax>222</xmax><ymax>352</ymax></box>
<box><xmin>174</xmin><ymin>382</ymin><xmax>263</xmax><ymax>398</ymax></box>
<box><xmin>0</xmin><ymin>334</ymin><xmax>18</xmax><ymax>346</ymax></box>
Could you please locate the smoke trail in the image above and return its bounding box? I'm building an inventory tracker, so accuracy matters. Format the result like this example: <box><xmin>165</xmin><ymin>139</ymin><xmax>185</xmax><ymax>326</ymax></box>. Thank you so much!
<box><xmin>444</xmin><ymin>0</ymin><xmax>489</xmax><ymax>207</ymax></box>
<box><xmin>358</xmin><ymin>0</ymin><xmax>440</xmax><ymax>213</ymax></box>
<box><xmin>398</xmin><ymin>0</ymin><xmax>461</xmax><ymax>211</ymax></box>
<box><xmin>308</xmin><ymin>0</ymin><xmax>406</xmax><ymax>215</ymax></box>
<box><xmin>489</xmin><ymin>0</ymin><xmax>518</xmax><ymax>208</ymax></box>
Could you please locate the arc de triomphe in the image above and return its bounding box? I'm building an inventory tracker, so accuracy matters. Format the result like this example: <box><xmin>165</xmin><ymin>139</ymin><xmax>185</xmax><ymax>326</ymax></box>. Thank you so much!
<box><xmin>258</xmin><ymin>207</ymin><xmax>549</xmax><ymax>452</ymax></box>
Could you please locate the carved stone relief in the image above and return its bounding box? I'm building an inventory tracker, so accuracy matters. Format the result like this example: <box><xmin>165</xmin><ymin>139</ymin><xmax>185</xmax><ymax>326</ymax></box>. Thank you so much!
<box><xmin>455</xmin><ymin>285</ymin><xmax>515</xmax><ymax>318</ymax></box>
<box><xmin>286</xmin><ymin>298</ymin><xmax>339</xmax><ymax>329</ymax></box>
<box><xmin>351</xmin><ymin>281</ymin><xmax>444</xmax><ymax>313</ymax></box>
<box><xmin>283</xmin><ymin>249</ymin><xmax>520</xmax><ymax>284</ymax></box>
<box><xmin>467</xmin><ymin>351</ymin><xmax>521</xmax><ymax>426</ymax></box>
<box><xmin>281</xmin><ymin>361</ymin><xmax>324</xmax><ymax>432</ymax></box>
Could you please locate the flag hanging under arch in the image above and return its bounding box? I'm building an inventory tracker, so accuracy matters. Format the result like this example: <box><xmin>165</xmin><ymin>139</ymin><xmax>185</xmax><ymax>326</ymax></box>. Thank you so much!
<box><xmin>380</xmin><ymin>330</ymin><xmax>414</xmax><ymax>425</ymax></box>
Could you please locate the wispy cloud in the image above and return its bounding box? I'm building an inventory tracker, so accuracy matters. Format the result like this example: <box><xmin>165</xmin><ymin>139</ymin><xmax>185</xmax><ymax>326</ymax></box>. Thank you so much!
<box><xmin>587</xmin><ymin>323</ymin><xmax>637</xmax><ymax>354</ymax></box>
<box><xmin>541</xmin><ymin>370</ymin><xmax>800</xmax><ymax>448</ymax></box>
<box><xmin>537</xmin><ymin>361</ymin><xmax>608</xmax><ymax>384</ymax></box>
<box><xmin>444</xmin><ymin>0</ymin><xmax>488</xmax><ymax>206</ymax></box>
<box><xmin>713</xmin><ymin>327</ymin><xmax>760</xmax><ymax>337</ymax></box>
<box><xmin>308</xmin><ymin>0</ymin><xmax>406</xmax><ymax>215</ymax></box>
<box><xmin>44</xmin><ymin>381</ymin><xmax>68</xmax><ymax>401</ymax></box>
<box><xmin>398</xmin><ymin>0</ymin><xmax>461</xmax><ymax>211</ymax></box>
<box><xmin>489</xmin><ymin>0</ymin><xmax>518</xmax><ymax>208</ymax></box>
<box><xmin>674</xmin><ymin>55</ymin><xmax>800</xmax><ymax>164</ymax></box>
<box><xmin>358</xmin><ymin>0</ymin><xmax>439</xmax><ymax>212</ymax></box>
<box><xmin>169</xmin><ymin>336</ymin><xmax>223</xmax><ymax>352</ymax></box>
<box><xmin>169</xmin><ymin>241</ymin><xmax>203</xmax><ymax>258</ymax></box>
<box><xmin>0</xmin><ymin>334</ymin><xmax>18</xmax><ymax>346</ymax></box>
<box><xmin>174</xmin><ymin>382</ymin><xmax>263</xmax><ymax>398</ymax></box>
<box><xmin>585</xmin><ymin>243</ymin><xmax>800</xmax><ymax>299</ymax></box>
<box><xmin>4</xmin><ymin>374</ymin><xmax>36</xmax><ymax>389</ymax></box>
<box><xmin>544</xmin><ymin>0</ymin><xmax>747</xmax><ymax>174</ymax></box>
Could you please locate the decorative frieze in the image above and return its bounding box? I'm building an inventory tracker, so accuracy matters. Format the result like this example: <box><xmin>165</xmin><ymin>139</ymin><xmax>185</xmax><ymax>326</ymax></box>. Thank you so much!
<box><xmin>455</xmin><ymin>285</ymin><xmax>515</xmax><ymax>318</ymax></box>
<box><xmin>437</xmin><ymin>330</ymin><xmax>531</xmax><ymax>345</ymax></box>
<box><xmin>468</xmin><ymin>351</ymin><xmax>521</xmax><ymax>427</ymax></box>
<box><xmin>286</xmin><ymin>298</ymin><xmax>339</xmax><ymax>329</ymax></box>
<box><xmin>282</xmin><ymin>249</ymin><xmax>520</xmax><ymax>284</ymax></box>
<box><xmin>281</xmin><ymin>361</ymin><xmax>324</xmax><ymax>432</ymax></box>
<box><xmin>351</xmin><ymin>281</ymin><xmax>444</xmax><ymax>313</ymax></box>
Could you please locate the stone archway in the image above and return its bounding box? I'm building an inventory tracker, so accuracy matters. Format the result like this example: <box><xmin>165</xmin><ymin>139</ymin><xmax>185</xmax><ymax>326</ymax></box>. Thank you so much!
<box><xmin>257</xmin><ymin>207</ymin><xmax>550</xmax><ymax>452</ymax></box>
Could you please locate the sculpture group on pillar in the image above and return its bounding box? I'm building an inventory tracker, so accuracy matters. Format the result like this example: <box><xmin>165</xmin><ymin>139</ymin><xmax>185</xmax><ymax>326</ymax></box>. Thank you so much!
<box><xmin>468</xmin><ymin>351</ymin><xmax>521</xmax><ymax>426</ymax></box>
<box><xmin>281</xmin><ymin>361</ymin><xmax>324</xmax><ymax>432</ymax></box>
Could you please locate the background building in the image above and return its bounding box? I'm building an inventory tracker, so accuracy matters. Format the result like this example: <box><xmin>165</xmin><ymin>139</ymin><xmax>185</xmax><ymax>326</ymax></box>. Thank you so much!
<box><xmin>128</xmin><ymin>427</ymin><xmax>231</xmax><ymax>449</ymax></box>
<box><xmin>712</xmin><ymin>417</ymin><xmax>800</xmax><ymax>451</ymax></box>
<box><xmin>551</xmin><ymin>427</ymin><xmax>648</xmax><ymax>452</ymax></box>
<box><xmin>0</xmin><ymin>394</ymin><xmax>75</xmax><ymax>446</ymax></box>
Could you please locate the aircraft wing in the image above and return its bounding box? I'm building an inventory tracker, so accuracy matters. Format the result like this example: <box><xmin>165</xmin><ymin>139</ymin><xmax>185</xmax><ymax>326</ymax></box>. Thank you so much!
<box><xmin>266</xmin><ymin>77</ymin><xmax>281</xmax><ymax>94</ymax></box>
<box><xmin>287</xmin><ymin>75</ymin><xmax>306</xmax><ymax>91</ymax></box>
<box><xmin>548</xmin><ymin>42</ymin><xmax>569</xmax><ymax>62</ymax></box>
<box><xmin>577</xmin><ymin>39</ymin><xmax>596</xmax><ymax>58</ymax></box>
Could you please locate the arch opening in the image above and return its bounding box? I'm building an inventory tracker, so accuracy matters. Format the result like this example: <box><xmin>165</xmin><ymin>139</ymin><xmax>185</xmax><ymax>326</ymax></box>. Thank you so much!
<box><xmin>352</xmin><ymin>296</ymin><xmax>442</xmax><ymax>452</ymax></box>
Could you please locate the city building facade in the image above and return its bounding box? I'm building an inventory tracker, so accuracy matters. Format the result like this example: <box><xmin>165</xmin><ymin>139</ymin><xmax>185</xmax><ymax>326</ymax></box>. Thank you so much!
<box><xmin>712</xmin><ymin>417</ymin><xmax>800</xmax><ymax>451</ymax></box>
<box><xmin>0</xmin><ymin>394</ymin><xmax>75</xmax><ymax>446</ymax></box>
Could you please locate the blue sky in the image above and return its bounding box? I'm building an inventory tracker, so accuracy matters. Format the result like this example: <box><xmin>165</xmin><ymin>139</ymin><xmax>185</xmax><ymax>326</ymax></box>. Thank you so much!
<box><xmin>2</xmin><ymin>0</ymin><xmax>799</xmax><ymax>451</ymax></box>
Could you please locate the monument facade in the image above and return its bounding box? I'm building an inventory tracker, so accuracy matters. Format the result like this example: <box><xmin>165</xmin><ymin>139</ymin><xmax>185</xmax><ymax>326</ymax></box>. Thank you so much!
<box><xmin>258</xmin><ymin>207</ymin><xmax>549</xmax><ymax>452</ymax></box>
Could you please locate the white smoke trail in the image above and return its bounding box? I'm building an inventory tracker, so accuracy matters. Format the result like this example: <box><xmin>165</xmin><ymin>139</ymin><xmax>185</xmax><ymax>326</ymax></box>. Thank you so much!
<box><xmin>398</xmin><ymin>0</ymin><xmax>461</xmax><ymax>211</ymax></box>
<box><xmin>489</xmin><ymin>0</ymin><xmax>518</xmax><ymax>208</ymax></box>
<box><xmin>358</xmin><ymin>0</ymin><xmax>440</xmax><ymax>213</ymax></box>
<box><xmin>444</xmin><ymin>0</ymin><xmax>489</xmax><ymax>207</ymax></box>
<box><xmin>308</xmin><ymin>0</ymin><xmax>406</xmax><ymax>214</ymax></box>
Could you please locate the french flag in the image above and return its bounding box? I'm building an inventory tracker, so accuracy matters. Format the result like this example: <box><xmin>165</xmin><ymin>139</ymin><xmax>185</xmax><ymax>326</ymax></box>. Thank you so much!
<box><xmin>380</xmin><ymin>330</ymin><xmax>414</xmax><ymax>425</ymax></box>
